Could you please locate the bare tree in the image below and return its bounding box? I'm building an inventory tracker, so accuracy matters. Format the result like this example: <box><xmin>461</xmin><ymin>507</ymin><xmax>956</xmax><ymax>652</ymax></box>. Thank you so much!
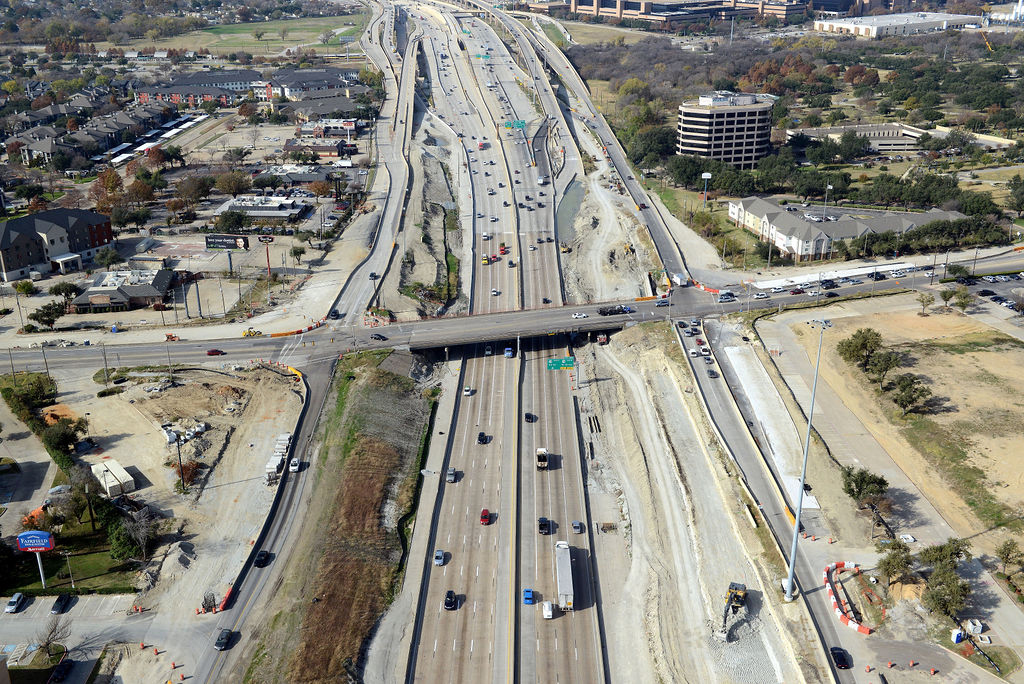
<box><xmin>123</xmin><ymin>508</ymin><xmax>157</xmax><ymax>562</ymax></box>
<box><xmin>36</xmin><ymin>614</ymin><xmax>72</xmax><ymax>656</ymax></box>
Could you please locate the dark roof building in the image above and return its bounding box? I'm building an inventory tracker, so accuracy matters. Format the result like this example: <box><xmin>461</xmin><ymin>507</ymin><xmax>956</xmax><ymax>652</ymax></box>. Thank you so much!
<box><xmin>0</xmin><ymin>209</ymin><xmax>113</xmax><ymax>282</ymax></box>
<box><xmin>71</xmin><ymin>268</ymin><xmax>174</xmax><ymax>313</ymax></box>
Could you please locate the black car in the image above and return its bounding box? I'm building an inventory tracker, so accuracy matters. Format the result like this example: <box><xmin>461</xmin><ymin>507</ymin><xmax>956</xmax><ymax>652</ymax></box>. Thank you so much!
<box><xmin>524</xmin><ymin>413</ymin><xmax>537</xmax><ymax>423</ymax></box>
<box><xmin>328</xmin><ymin>309</ymin><xmax>340</xmax><ymax>320</ymax></box>
<box><xmin>214</xmin><ymin>629</ymin><xmax>232</xmax><ymax>651</ymax></box>
<box><xmin>978</xmin><ymin>289</ymin><xmax>996</xmax><ymax>297</ymax></box>
<box><xmin>538</xmin><ymin>517</ymin><xmax>551</xmax><ymax>534</ymax></box>
<box><xmin>50</xmin><ymin>660</ymin><xmax>73</xmax><ymax>682</ymax></box>
<box><xmin>824</xmin><ymin>291</ymin><xmax>839</xmax><ymax>298</ymax></box>
<box><xmin>443</xmin><ymin>590</ymin><xmax>458</xmax><ymax>611</ymax></box>
<box><xmin>51</xmin><ymin>594</ymin><xmax>71</xmax><ymax>615</ymax></box>
<box><xmin>821</xmin><ymin>280</ymin><xmax>838</xmax><ymax>289</ymax></box>
<box><xmin>707</xmin><ymin>369</ymin><xmax>719</xmax><ymax>378</ymax></box>
<box><xmin>254</xmin><ymin>550</ymin><xmax>271</xmax><ymax>568</ymax></box>
<box><xmin>370</xmin><ymin>333</ymin><xmax>387</xmax><ymax>341</ymax></box>
<box><xmin>477</xmin><ymin>432</ymin><xmax>487</xmax><ymax>445</ymax></box>
<box><xmin>829</xmin><ymin>646</ymin><xmax>851</xmax><ymax>670</ymax></box>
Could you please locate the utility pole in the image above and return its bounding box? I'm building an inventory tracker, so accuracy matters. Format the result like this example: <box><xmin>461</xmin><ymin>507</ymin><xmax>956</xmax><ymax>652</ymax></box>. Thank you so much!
<box><xmin>166</xmin><ymin>343</ymin><xmax>174</xmax><ymax>385</ymax></box>
<box><xmin>100</xmin><ymin>344</ymin><xmax>110</xmax><ymax>386</ymax></box>
<box><xmin>39</xmin><ymin>345</ymin><xmax>50</xmax><ymax>378</ymax></box>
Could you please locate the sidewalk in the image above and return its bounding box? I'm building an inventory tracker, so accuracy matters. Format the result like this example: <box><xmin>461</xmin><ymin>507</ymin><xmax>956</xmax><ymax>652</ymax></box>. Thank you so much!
<box><xmin>0</xmin><ymin>398</ymin><xmax>56</xmax><ymax>525</ymax></box>
<box><xmin>754</xmin><ymin>304</ymin><xmax>1024</xmax><ymax>675</ymax></box>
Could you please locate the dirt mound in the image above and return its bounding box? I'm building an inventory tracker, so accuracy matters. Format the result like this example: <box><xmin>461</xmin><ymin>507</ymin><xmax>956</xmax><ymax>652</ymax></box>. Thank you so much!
<box><xmin>42</xmin><ymin>403</ymin><xmax>77</xmax><ymax>425</ymax></box>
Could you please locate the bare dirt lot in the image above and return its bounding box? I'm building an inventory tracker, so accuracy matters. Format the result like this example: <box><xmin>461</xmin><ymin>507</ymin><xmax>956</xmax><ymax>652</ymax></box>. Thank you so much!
<box><xmin>82</xmin><ymin>366</ymin><xmax>303</xmax><ymax>683</ymax></box>
<box><xmin>791</xmin><ymin>299</ymin><xmax>1024</xmax><ymax>554</ymax></box>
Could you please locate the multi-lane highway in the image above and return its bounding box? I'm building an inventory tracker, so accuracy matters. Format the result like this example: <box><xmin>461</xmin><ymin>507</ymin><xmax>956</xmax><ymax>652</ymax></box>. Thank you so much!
<box><xmin>403</xmin><ymin>6</ymin><xmax>602</xmax><ymax>682</ymax></box>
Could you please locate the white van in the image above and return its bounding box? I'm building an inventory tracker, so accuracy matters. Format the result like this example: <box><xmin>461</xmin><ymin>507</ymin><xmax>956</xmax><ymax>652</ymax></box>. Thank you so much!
<box><xmin>542</xmin><ymin>601</ymin><xmax>554</xmax><ymax>619</ymax></box>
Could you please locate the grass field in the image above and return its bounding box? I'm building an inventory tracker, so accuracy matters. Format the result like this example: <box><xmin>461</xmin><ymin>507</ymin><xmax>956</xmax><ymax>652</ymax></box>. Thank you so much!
<box><xmin>559</xmin><ymin>19</ymin><xmax>652</xmax><ymax>45</ymax></box>
<box><xmin>103</xmin><ymin>13</ymin><xmax>369</xmax><ymax>53</ymax></box>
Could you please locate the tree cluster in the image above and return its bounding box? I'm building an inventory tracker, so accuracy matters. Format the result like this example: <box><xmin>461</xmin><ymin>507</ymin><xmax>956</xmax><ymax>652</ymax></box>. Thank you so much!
<box><xmin>836</xmin><ymin>328</ymin><xmax>933</xmax><ymax>416</ymax></box>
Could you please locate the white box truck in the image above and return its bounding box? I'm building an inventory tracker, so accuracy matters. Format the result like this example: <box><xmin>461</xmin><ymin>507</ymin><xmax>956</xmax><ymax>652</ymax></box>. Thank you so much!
<box><xmin>555</xmin><ymin>541</ymin><xmax>574</xmax><ymax>611</ymax></box>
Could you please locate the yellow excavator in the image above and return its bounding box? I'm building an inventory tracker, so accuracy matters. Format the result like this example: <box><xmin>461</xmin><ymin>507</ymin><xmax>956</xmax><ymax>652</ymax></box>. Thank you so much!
<box><xmin>713</xmin><ymin>583</ymin><xmax>748</xmax><ymax>642</ymax></box>
<box><xmin>981</xmin><ymin>30</ymin><xmax>994</xmax><ymax>52</ymax></box>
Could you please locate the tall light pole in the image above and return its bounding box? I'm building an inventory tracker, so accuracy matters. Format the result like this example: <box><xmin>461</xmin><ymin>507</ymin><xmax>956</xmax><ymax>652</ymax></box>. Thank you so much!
<box><xmin>701</xmin><ymin>172</ymin><xmax>712</xmax><ymax>211</ymax></box>
<box><xmin>62</xmin><ymin>551</ymin><xmax>75</xmax><ymax>589</ymax></box>
<box><xmin>783</xmin><ymin>318</ymin><xmax>832</xmax><ymax>602</ymax></box>
<box><xmin>822</xmin><ymin>183</ymin><xmax>832</xmax><ymax>221</ymax></box>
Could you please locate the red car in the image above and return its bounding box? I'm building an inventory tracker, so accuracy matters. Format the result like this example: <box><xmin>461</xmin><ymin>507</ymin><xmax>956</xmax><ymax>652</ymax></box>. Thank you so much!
<box><xmin>789</xmin><ymin>288</ymin><xmax>805</xmax><ymax>295</ymax></box>
<box><xmin>206</xmin><ymin>349</ymin><xmax>225</xmax><ymax>356</ymax></box>
<box><xmin>480</xmin><ymin>509</ymin><xmax>490</xmax><ymax>525</ymax></box>
<box><xmin>695</xmin><ymin>338</ymin><xmax>705</xmax><ymax>346</ymax></box>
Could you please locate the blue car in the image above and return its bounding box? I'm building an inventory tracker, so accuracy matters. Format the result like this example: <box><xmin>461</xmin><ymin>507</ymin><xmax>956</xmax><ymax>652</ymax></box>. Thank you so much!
<box><xmin>523</xmin><ymin>588</ymin><xmax>535</xmax><ymax>605</ymax></box>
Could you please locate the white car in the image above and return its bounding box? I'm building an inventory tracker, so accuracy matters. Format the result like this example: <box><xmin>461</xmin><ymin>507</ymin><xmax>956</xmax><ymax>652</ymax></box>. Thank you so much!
<box><xmin>688</xmin><ymin>349</ymin><xmax>698</xmax><ymax>357</ymax></box>
<box><xmin>491</xmin><ymin>289</ymin><xmax>500</xmax><ymax>296</ymax></box>
<box><xmin>769</xmin><ymin>286</ymin><xmax>785</xmax><ymax>293</ymax></box>
<box><xmin>572</xmin><ymin>312</ymin><xmax>588</xmax><ymax>319</ymax></box>
<box><xmin>754</xmin><ymin>292</ymin><xmax>769</xmax><ymax>299</ymax></box>
<box><xmin>806</xmin><ymin>290</ymin><xmax>820</xmax><ymax>297</ymax></box>
<box><xmin>922</xmin><ymin>271</ymin><xmax>934</xmax><ymax>277</ymax></box>
<box><xmin>289</xmin><ymin>458</ymin><xmax>300</xmax><ymax>472</ymax></box>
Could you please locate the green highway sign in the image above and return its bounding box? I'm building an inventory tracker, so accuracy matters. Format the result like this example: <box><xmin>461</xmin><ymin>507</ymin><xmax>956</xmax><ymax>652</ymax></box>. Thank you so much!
<box><xmin>547</xmin><ymin>357</ymin><xmax>575</xmax><ymax>370</ymax></box>
<box><xmin>513</xmin><ymin>119</ymin><xmax>526</xmax><ymax>129</ymax></box>
<box><xmin>503</xmin><ymin>121</ymin><xmax>512</xmax><ymax>129</ymax></box>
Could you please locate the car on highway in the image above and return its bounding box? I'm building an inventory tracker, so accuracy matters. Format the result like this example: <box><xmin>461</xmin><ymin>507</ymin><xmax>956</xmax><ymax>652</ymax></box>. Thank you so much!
<box><xmin>50</xmin><ymin>659</ymin><xmax>73</xmax><ymax>682</ymax></box>
<box><xmin>480</xmin><ymin>509</ymin><xmax>490</xmax><ymax>525</ymax></box>
<box><xmin>655</xmin><ymin>299</ymin><xmax>670</xmax><ymax>307</ymax></box>
<box><xmin>688</xmin><ymin>349</ymin><xmax>698</xmax><ymax>357</ymax></box>
<box><xmin>369</xmin><ymin>271</ymin><xmax>378</xmax><ymax>279</ymax></box>
<box><xmin>572</xmin><ymin>520</ymin><xmax>585</xmax><ymax>534</ymax></box>
<box><xmin>214</xmin><ymin>629</ymin><xmax>233</xmax><ymax>651</ymax></box>
<box><xmin>704</xmin><ymin>356</ymin><xmax>714</xmax><ymax>365</ymax></box>
<box><xmin>5</xmin><ymin>593</ymin><xmax>24</xmax><ymax>613</ymax></box>
<box><xmin>707</xmin><ymin>369</ymin><xmax>719</xmax><ymax>378</ymax></box>
<box><xmin>571</xmin><ymin>312</ymin><xmax>587</xmax><ymax>319</ymax></box>
<box><xmin>824</xmin><ymin>291</ymin><xmax>839</xmax><ymax>298</ymax></box>
<box><xmin>538</xmin><ymin>517</ymin><xmax>551</xmax><ymax>534</ymax></box>
<box><xmin>789</xmin><ymin>288</ymin><xmax>805</xmax><ymax>295</ymax></box>
<box><xmin>370</xmin><ymin>333</ymin><xmax>387</xmax><ymax>341</ymax></box>
<box><xmin>463</xmin><ymin>386</ymin><xmax>472</xmax><ymax>396</ymax></box>
<box><xmin>434</xmin><ymin>550</ymin><xmax>445</xmax><ymax>566</ymax></box>
<box><xmin>254</xmin><ymin>550</ymin><xmax>271</xmax><ymax>567</ymax></box>
<box><xmin>51</xmin><ymin>594</ymin><xmax>71</xmax><ymax>614</ymax></box>
<box><xmin>328</xmin><ymin>309</ymin><xmax>341</xmax><ymax>320</ymax></box>
<box><xmin>446</xmin><ymin>467</ymin><xmax>456</xmax><ymax>483</ymax></box>
<box><xmin>829</xmin><ymin>646</ymin><xmax>851</xmax><ymax>670</ymax></box>
<box><xmin>443</xmin><ymin>590</ymin><xmax>458</xmax><ymax>610</ymax></box>
<box><xmin>701</xmin><ymin>347</ymin><xmax>711</xmax><ymax>357</ymax></box>
<box><xmin>524</xmin><ymin>412</ymin><xmax>537</xmax><ymax>423</ymax></box>
<box><xmin>769</xmin><ymin>287</ymin><xmax>785</xmax><ymax>293</ymax></box>
<box><xmin>491</xmin><ymin>288</ymin><xmax>500</xmax><ymax>296</ymax></box>
<box><xmin>289</xmin><ymin>458</ymin><xmax>300</xmax><ymax>472</ymax></box>
<box><xmin>523</xmin><ymin>588</ymin><xmax>535</xmax><ymax>605</ymax></box>
<box><xmin>754</xmin><ymin>292</ymin><xmax>769</xmax><ymax>299</ymax></box>
<box><xmin>206</xmin><ymin>349</ymin><xmax>225</xmax><ymax>356</ymax></box>
<box><xmin>477</xmin><ymin>431</ymin><xmax>487</xmax><ymax>445</ymax></box>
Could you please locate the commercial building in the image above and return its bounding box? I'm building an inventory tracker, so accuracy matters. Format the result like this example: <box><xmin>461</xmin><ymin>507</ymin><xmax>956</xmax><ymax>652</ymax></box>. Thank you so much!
<box><xmin>728</xmin><ymin>196</ymin><xmax>964</xmax><ymax>261</ymax></box>
<box><xmin>283</xmin><ymin>137</ymin><xmax>356</xmax><ymax>158</ymax></box>
<box><xmin>70</xmin><ymin>269</ymin><xmax>174</xmax><ymax>313</ymax></box>
<box><xmin>813</xmin><ymin>12</ymin><xmax>979</xmax><ymax>38</ymax></box>
<box><xmin>214</xmin><ymin>196</ymin><xmax>312</xmax><ymax>221</ymax></box>
<box><xmin>677</xmin><ymin>92</ymin><xmax>773</xmax><ymax>169</ymax></box>
<box><xmin>0</xmin><ymin>209</ymin><xmax>114</xmax><ymax>282</ymax></box>
<box><xmin>550</xmin><ymin>0</ymin><xmax>807</xmax><ymax>27</ymax></box>
<box><xmin>790</xmin><ymin>122</ymin><xmax>1015</xmax><ymax>152</ymax></box>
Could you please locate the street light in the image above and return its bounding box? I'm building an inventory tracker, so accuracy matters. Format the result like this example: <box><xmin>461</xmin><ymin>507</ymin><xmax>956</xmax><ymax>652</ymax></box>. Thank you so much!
<box><xmin>62</xmin><ymin>551</ymin><xmax>75</xmax><ymax>589</ymax></box>
<box><xmin>701</xmin><ymin>172</ymin><xmax>712</xmax><ymax>210</ymax></box>
<box><xmin>783</xmin><ymin>318</ymin><xmax>832</xmax><ymax>602</ymax></box>
<box><xmin>822</xmin><ymin>183</ymin><xmax>832</xmax><ymax>221</ymax></box>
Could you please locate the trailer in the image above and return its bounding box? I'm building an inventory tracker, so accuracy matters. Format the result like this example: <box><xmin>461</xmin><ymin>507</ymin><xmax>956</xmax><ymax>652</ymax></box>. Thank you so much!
<box><xmin>555</xmin><ymin>541</ymin><xmax>574</xmax><ymax>611</ymax></box>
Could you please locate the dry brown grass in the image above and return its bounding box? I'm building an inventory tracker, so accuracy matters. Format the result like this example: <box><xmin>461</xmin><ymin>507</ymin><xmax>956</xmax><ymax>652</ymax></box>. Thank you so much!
<box><xmin>285</xmin><ymin>356</ymin><xmax>429</xmax><ymax>682</ymax></box>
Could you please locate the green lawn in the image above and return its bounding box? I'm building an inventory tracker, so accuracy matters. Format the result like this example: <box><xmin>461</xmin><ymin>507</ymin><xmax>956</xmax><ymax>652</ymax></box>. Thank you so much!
<box><xmin>0</xmin><ymin>512</ymin><xmax>135</xmax><ymax>596</ymax></box>
<box><xmin>103</xmin><ymin>14</ymin><xmax>369</xmax><ymax>53</ymax></box>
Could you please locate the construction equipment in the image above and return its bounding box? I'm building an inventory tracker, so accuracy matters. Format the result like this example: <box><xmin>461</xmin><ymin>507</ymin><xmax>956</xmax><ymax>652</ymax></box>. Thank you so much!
<box><xmin>559</xmin><ymin>242</ymin><xmax>572</xmax><ymax>253</ymax></box>
<box><xmin>713</xmin><ymin>582</ymin><xmax>748</xmax><ymax>642</ymax></box>
<box><xmin>242</xmin><ymin>328</ymin><xmax>262</xmax><ymax>337</ymax></box>
<box><xmin>165</xmin><ymin>333</ymin><xmax>179</xmax><ymax>342</ymax></box>
<box><xmin>981</xmin><ymin>30</ymin><xmax>994</xmax><ymax>52</ymax></box>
